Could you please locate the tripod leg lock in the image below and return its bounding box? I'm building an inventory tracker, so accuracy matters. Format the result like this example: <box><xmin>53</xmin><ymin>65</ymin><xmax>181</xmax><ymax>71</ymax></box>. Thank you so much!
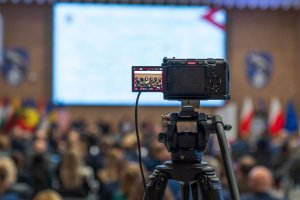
<box><xmin>212</xmin><ymin>115</ymin><xmax>232</xmax><ymax>131</ymax></box>
<box><xmin>212</xmin><ymin>115</ymin><xmax>223</xmax><ymax>125</ymax></box>
<box><xmin>199</xmin><ymin>174</ymin><xmax>224</xmax><ymax>200</ymax></box>
<box><xmin>143</xmin><ymin>170</ymin><xmax>169</xmax><ymax>200</ymax></box>
<box><xmin>199</xmin><ymin>174</ymin><xmax>222</xmax><ymax>190</ymax></box>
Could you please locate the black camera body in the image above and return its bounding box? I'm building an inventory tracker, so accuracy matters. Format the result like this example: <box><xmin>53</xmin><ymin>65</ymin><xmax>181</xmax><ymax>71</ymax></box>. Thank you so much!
<box><xmin>162</xmin><ymin>57</ymin><xmax>230</xmax><ymax>100</ymax></box>
<box><xmin>132</xmin><ymin>57</ymin><xmax>230</xmax><ymax>100</ymax></box>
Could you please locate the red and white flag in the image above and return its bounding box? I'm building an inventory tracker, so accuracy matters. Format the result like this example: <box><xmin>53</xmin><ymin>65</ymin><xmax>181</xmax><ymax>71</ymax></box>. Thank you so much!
<box><xmin>268</xmin><ymin>97</ymin><xmax>285</xmax><ymax>136</ymax></box>
<box><xmin>240</xmin><ymin>97</ymin><xmax>254</xmax><ymax>137</ymax></box>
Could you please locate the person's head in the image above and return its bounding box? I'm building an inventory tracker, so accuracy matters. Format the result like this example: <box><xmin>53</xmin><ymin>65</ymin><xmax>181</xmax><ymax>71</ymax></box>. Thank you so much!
<box><xmin>119</xmin><ymin>116</ymin><xmax>133</xmax><ymax>134</ymax></box>
<box><xmin>11</xmin><ymin>151</ymin><xmax>26</xmax><ymax>171</ymax></box>
<box><xmin>248</xmin><ymin>166</ymin><xmax>273</xmax><ymax>193</ymax></box>
<box><xmin>120</xmin><ymin>163</ymin><xmax>146</xmax><ymax>200</ymax></box>
<box><xmin>0</xmin><ymin>165</ymin><xmax>9</xmax><ymax>194</ymax></box>
<box><xmin>66</xmin><ymin>130</ymin><xmax>87</xmax><ymax>155</ymax></box>
<box><xmin>59</xmin><ymin>150</ymin><xmax>83</xmax><ymax>189</ymax></box>
<box><xmin>67</xmin><ymin>130</ymin><xmax>80</xmax><ymax>143</ymax></box>
<box><xmin>35</xmin><ymin>129</ymin><xmax>48</xmax><ymax>140</ymax></box>
<box><xmin>0</xmin><ymin>157</ymin><xmax>17</xmax><ymax>194</ymax></box>
<box><xmin>98</xmin><ymin>147</ymin><xmax>127</xmax><ymax>182</ymax></box>
<box><xmin>122</xmin><ymin>133</ymin><xmax>137</xmax><ymax>150</ymax></box>
<box><xmin>237</xmin><ymin>155</ymin><xmax>256</xmax><ymax>178</ymax></box>
<box><xmin>86</xmin><ymin>123</ymin><xmax>101</xmax><ymax>136</ymax></box>
<box><xmin>0</xmin><ymin>134</ymin><xmax>10</xmax><ymax>152</ymax></box>
<box><xmin>141</xmin><ymin>120</ymin><xmax>155</xmax><ymax>136</ymax></box>
<box><xmin>203</xmin><ymin>155</ymin><xmax>222</xmax><ymax>176</ymax></box>
<box><xmin>150</xmin><ymin>141</ymin><xmax>170</xmax><ymax>162</ymax></box>
<box><xmin>33</xmin><ymin>138</ymin><xmax>48</xmax><ymax>154</ymax></box>
<box><xmin>11</xmin><ymin>125</ymin><xmax>25</xmax><ymax>139</ymax></box>
<box><xmin>107</xmin><ymin>148</ymin><xmax>126</xmax><ymax>171</ymax></box>
<box><xmin>33</xmin><ymin>189</ymin><xmax>62</xmax><ymax>200</ymax></box>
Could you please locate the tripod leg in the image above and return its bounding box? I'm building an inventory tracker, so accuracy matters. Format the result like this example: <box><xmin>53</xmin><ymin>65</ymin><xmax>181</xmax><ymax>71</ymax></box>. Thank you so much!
<box><xmin>191</xmin><ymin>182</ymin><xmax>200</xmax><ymax>200</ymax></box>
<box><xmin>181</xmin><ymin>183</ymin><xmax>190</xmax><ymax>200</ymax></box>
<box><xmin>143</xmin><ymin>170</ymin><xmax>169</xmax><ymax>200</ymax></box>
<box><xmin>213</xmin><ymin>115</ymin><xmax>240</xmax><ymax>200</ymax></box>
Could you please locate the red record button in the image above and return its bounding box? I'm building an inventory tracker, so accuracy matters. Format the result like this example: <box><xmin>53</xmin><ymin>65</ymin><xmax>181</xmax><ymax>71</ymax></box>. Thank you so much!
<box><xmin>187</xmin><ymin>61</ymin><xmax>197</xmax><ymax>65</ymax></box>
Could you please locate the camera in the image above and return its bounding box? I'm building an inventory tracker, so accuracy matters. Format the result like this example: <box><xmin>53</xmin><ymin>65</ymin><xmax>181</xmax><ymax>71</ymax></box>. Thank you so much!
<box><xmin>132</xmin><ymin>58</ymin><xmax>239</xmax><ymax>200</ymax></box>
<box><xmin>132</xmin><ymin>57</ymin><xmax>230</xmax><ymax>100</ymax></box>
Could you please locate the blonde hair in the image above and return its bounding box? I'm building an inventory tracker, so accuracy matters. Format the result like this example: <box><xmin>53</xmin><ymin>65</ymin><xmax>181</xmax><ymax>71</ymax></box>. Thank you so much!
<box><xmin>0</xmin><ymin>157</ymin><xmax>17</xmax><ymax>194</ymax></box>
<box><xmin>119</xmin><ymin>163</ymin><xmax>174</xmax><ymax>200</ymax></box>
<box><xmin>120</xmin><ymin>163</ymin><xmax>145</xmax><ymax>200</ymax></box>
<box><xmin>0</xmin><ymin>157</ymin><xmax>16</xmax><ymax>184</ymax></box>
<box><xmin>98</xmin><ymin>148</ymin><xmax>127</xmax><ymax>183</ymax></box>
<box><xmin>33</xmin><ymin>189</ymin><xmax>62</xmax><ymax>200</ymax></box>
<box><xmin>0</xmin><ymin>134</ymin><xmax>10</xmax><ymax>151</ymax></box>
<box><xmin>59</xmin><ymin>151</ymin><xmax>83</xmax><ymax>189</ymax></box>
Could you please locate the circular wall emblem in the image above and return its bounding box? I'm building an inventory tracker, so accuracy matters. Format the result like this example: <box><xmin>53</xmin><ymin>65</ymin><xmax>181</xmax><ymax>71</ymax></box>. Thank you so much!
<box><xmin>2</xmin><ymin>47</ymin><xmax>29</xmax><ymax>86</ymax></box>
<box><xmin>246</xmin><ymin>52</ymin><xmax>273</xmax><ymax>89</ymax></box>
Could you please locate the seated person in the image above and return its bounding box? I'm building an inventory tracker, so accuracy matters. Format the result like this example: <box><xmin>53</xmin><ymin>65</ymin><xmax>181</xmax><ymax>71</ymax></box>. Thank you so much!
<box><xmin>57</xmin><ymin>151</ymin><xmax>90</xmax><ymax>198</ymax></box>
<box><xmin>241</xmin><ymin>166</ymin><xmax>283</xmax><ymax>200</ymax></box>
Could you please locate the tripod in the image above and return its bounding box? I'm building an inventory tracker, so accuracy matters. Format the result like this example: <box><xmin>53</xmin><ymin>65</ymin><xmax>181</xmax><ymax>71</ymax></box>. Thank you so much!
<box><xmin>143</xmin><ymin>103</ymin><xmax>240</xmax><ymax>200</ymax></box>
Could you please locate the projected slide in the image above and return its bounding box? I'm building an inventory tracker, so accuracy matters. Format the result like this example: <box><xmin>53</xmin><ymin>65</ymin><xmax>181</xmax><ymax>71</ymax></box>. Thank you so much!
<box><xmin>53</xmin><ymin>3</ymin><xmax>226</xmax><ymax>106</ymax></box>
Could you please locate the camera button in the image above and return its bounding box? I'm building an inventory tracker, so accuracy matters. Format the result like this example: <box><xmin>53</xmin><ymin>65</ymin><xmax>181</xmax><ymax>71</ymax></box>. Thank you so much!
<box><xmin>207</xmin><ymin>60</ymin><xmax>216</xmax><ymax>64</ymax></box>
<box><xmin>211</xmin><ymin>77</ymin><xmax>221</xmax><ymax>85</ymax></box>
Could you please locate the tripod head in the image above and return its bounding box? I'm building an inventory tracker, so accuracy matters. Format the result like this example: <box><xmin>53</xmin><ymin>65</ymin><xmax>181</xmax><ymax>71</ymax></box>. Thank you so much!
<box><xmin>158</xmin><ymin>100</ymin><xmax>231</xmax><ymax>162</ymax></box>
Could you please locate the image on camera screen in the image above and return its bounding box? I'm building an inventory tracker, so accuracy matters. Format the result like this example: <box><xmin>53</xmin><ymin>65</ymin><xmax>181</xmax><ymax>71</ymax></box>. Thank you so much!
<box><xmin>133</xmin><ymin>67</ymin><xmax>163</xmax><ymax>92</ymax></box>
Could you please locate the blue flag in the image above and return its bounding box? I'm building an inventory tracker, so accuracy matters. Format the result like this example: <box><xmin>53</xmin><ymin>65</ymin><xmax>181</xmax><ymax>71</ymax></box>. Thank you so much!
<box><xmin>284</xmin><ymin>101</ymin><xmax>298</xmax><ymax>134</ymax></box>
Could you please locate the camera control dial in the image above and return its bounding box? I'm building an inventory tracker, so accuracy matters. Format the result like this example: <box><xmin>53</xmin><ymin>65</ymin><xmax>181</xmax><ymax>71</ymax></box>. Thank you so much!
<box><xmin>211</xmin><ymin>77</ymin><xmax>221</xmax><ymax>85</ymax></box>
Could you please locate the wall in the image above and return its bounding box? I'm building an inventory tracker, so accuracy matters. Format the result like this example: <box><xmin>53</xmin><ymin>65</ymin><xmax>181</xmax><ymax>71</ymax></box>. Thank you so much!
<box><xmin>0</xmin><ymin>5</ymin><xmax>300</xmax><ymax>126</ymax></box>
<box><xmin>297</xmin><ymin>12</ymin><xmax>300</xmax><ymax>107</ymax></box>
<box><xmin>0</xmin><ymin>5</ymin><xmax>52</xmax><ymax>98</ymax></box>
<box><xmin>227</xmin><ymin>10</ymin><xmax>299</xmax><ymax>107</ymax></box>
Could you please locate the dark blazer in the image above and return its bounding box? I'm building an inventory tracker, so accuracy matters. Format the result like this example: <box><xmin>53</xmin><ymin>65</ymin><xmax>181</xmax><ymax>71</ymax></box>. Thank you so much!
<box><xmin>241</xmin><ymin>192</ymin><xmax>283</xmax><ymax>200</ymax></box>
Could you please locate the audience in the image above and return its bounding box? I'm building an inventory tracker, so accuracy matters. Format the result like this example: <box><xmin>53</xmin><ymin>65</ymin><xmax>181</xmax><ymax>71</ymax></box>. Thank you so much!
<box><xmin>0</xmin><ymin>110</ymin><xmax>299</xmax><ymax>200</ymax></box>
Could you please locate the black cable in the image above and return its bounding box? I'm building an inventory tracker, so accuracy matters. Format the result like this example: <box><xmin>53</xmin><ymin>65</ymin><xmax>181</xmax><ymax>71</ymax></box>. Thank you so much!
<box><xmin>135</xmin><ymin>92</ymin><xmax>147</xmax><ymax>191</ymax></box>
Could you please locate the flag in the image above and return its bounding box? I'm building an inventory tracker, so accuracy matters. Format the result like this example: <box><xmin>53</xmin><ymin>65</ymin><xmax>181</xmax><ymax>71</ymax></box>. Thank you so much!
<box><xmin>0</xmin><ymin>99</ymin><xmax>13</xmax><ymax>130</ymax></box>
<box><xmin>0</xmin><ymin>98</ymin><xmax>6</xmax><ymax>130</ymax></box>
<box><xmin>249</xmin><ymin>98</ymin><xmax>268</xmax><ymax>145</ymax></box>
<box><xmin>215</xmin><ymin>102</ymin><xmax>238</xmax><ymax>143</ymax></box>
<box><xmin>37</xmin><ymin>97</ymin><xmax>46</xmax><ymax>116</ymax></box>
<box><xmin>18</xmin><ymin>108</ymin><xmax>39</xmax><ymax>131</ymax></box>
<box><xmin>268</xmin><ymin>97</ymin><xmax>285</xmax><ymax>136</ymax></box>
<box><xmin>284</xmin><ymin>101</ymin><xmax>298</xmax><ymax>134</ymax></box>
<box><xmin>17</xmin><ymin>98</ymin><xmax>40</xmax><ymax>132</ymax></box>
<box><xmin>3</xmin><ymin>98</ymin><xmax>22</xmax><ymax>133</ymax></box>
<box><xmin>240</xmin><ymin>97</ymin><xmax>254</xmax><ymax>137</ymax></box>
<box><xmin>38</xmin><ymin>101</ymin><xmax>55</xmax><ymax>130</ymax></box>
<box><xmin>56</xmin><ymin>108</ymin><xmax>71</xmax><ymax>132</ymax></box>
<box><xmin>252</xmin><ymin>98</ymin><xmax>268</xmax><ymax>136</ymax></box>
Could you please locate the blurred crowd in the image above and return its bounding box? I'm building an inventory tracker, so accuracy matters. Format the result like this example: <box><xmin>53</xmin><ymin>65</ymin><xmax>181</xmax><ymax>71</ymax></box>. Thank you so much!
<box><xmin>0</xmin><ymin>99</ymin><xmax>300</xmax><ymax>200</ymax></box>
